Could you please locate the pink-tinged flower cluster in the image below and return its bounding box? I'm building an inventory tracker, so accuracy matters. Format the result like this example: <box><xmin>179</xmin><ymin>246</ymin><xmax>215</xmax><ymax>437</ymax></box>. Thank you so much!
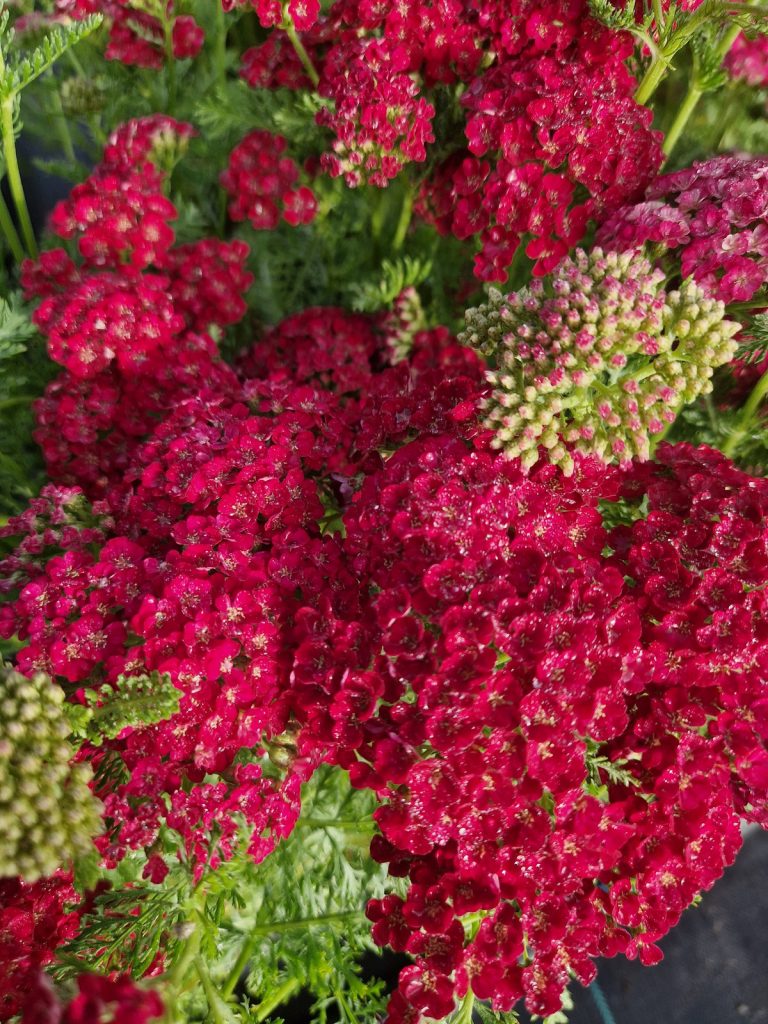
<box><xmin>0</xmin><ymin>485</ymin><xmax>111</xmax><ymax>609</ymax></box>
<box><xmin>22</xmin><ymin>971</ymin><xmax>163</xmax><ymax>1024</ymax></box>
<box><xmin>463</xmin><ymin>248</ymin><xmax>739</xmax><ymax>471</ymax></box>
<box><xmin>57</xmin><ymin>1</ymin><xmax>204</xmax><ymax>67</ymax></box>
<box><xmin>725</xmin><ymin>32</ymin><xmax>768</xmax><ymax>87</ymax></box>
<box><xmin>0</xmin><ymin>874</ymin><xmax>80</xmax><ymax>1021</ymax></box>
<box><xmin>597</xmin><ymin>155</ymin><xmax>768</xmax><ymax>303</ymax></box>
<box><xmin>221</xmin><ymin>131</ymin><xmax>318</xmax><ymax>229</ymax></box>
<box><xmin>337</xmin><ymin>437</ymin><xmax>768</xmax><ymax>1021</ymax></box>
<box><xmin>101</xmin><ymin>115</ymin><xmax>196</xmax><ymax>176</ymax></box>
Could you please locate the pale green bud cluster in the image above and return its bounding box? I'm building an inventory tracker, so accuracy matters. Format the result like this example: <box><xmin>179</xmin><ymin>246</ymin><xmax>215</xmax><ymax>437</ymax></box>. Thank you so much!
<box><xmin>0</xmin><ymin>664</ymin><xmax>102</xmax><ymax>882</ymax></box>
<box><xmin>460</xmin><ymin>248</ymin><xmax>740</xmax><ymax>475</ymax></box>
<box><xmin>60</xmin><ymin>75</ymin><xmax>108</xmax><ymax>117</ymax></box>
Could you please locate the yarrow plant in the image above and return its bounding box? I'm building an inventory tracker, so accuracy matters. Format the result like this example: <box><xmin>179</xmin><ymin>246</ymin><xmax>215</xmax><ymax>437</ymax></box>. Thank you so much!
<box><xmin>0</xmin><ymin>1</ymin><xmax>768</xmax><ymax>1023</ymax></box>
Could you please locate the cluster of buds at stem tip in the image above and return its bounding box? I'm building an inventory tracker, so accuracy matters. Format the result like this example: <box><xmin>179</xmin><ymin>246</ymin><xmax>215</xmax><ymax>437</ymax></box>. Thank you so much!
<box><xmin>460</xmin><ymin>247</ymin><xmax>741</xmax><ymax>475</ymax></box>
<box><xmin>0</xmin><ymin>664</ymin><xmax>102</xmax><ymax>882</ymax></box>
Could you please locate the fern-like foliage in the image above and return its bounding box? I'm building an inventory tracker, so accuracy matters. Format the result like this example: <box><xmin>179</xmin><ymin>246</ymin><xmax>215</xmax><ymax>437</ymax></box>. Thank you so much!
<box><xmin>54</xmin><ymin>874</ymin><xmax>187</xmax><ymax>979</ymax></box>
<box><xmin>735</xmin><ymin>312</ymin><xmax>768</xmax><ymax>365</ymax></box>
<box><xmin>0</xmin><ymin>14</ymin><xmax>104</xmax><ymax>102</ymax></box>
<box><xmin>587</xmin><ymin>0</ymin><xmax>637</xmax><ymax>31</ymax></box>
<box><xmin>194</xmin><ymin>80</ymin><xmax>329</xmax><ymax>155</ymax></box>
<box><xmin>475</xmin><ymin>1005</ymin><xmax>521</xmax><ymax>1024</ymax></box>
<box><xmin>0</xmin><ymin>291</ymin><xmax>35</xmax><ymax>354</ymax></box>
<box><xmin>598</xmin><ymin>494</ymin><xmax>650</xmax><ymax>531</ymax></box>
<box><xmin>349</xmin><ymin>255</ymin><xmax>433</xmax><ymax>313</ymax></box>
<box><xmin>55</xmin><ymin>766</ymin><xmax>391</xmax><ymax>1022</ymax></box>
<box><xmin>232</xmin><ymin>766</ymin><xmax>390</xmax><ymax>1024</ymax></box>
<box><xmin>0</xmin><ymin>293</ymin><xmax>51</xmax><ymax>517</ymax></box>
<box><xmin>65</xmin><ymin>671</ymin><xmax>182</xmax><ymax>745</ymax></box>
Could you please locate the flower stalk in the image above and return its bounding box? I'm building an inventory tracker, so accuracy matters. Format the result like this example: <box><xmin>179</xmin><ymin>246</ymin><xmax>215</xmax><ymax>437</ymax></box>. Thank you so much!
<box><xmin>722</xmin><ymin>366</ymin><xmax>768</xmax><ymax>457</ymax></box>
<box><xmin>0</xmin><ymin>39</ymin><xmax>37</xmax><ymax>259</ymax></box>
<box><xmin>283</xmin><ymin>16</ymin><xmax>320</xmax><ymax>88</ymax></box>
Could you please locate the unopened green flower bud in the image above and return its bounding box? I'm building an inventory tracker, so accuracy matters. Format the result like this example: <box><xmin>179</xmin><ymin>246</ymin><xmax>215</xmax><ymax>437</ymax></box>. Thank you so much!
<box><xmin>0</xmin><ymin>664</ymin><xmax>102</xmax><ymax>882</ymax></box>
<box><xmin>462</xmin><ymin>248</ymin><xmax>739</xmax><ymax>474</ymax></box>
<box><xmin>60</xmin><ymin>76</ymin><xmax>109</xmax><ymax>117</ymax></box>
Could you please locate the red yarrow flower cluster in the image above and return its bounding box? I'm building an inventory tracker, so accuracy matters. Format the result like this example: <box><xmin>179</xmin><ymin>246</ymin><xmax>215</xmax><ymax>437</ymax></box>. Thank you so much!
<box><xmin>23</xmin><ymin>116</ymin><xmax>251</xmax><ymax>408</ymax></box>
<box><xmin>32</xmin><ymin>268</ymin><xmax>185</xmax><ymax>378</ymax></box>
<box><xmin>239</xmin><ymin>306</ymin><xmax>381</xmax><ymax>393</ymax></box>
<box><xmin>240</xmin><ymin>33</ymin><xmax>314</xmax><ymax>89</ymax></box>
<box><xmin>339</xmin><ymin>436</ymin><xmax>768</xmax><ymax>1021</ymax></box>
<box><xmin>0</xmin><ymin>874</ymin><xmax>80</xmax><ymax>1021</ymax></box>
<box><xmin>236</xmin><ymin>0</ymin><xmax>661</xmax><ymax>271</ymax></box>
<box><xmin>221</xmin><ymin>131</ymin><xmax>318</xmax><ymax>229</ymax></box>
<box><xmin>5</xmin><ymin>279</ymin><xmax>483</xmax><ymax>879</ymax></box>
<box><xmin>58</xmin><ymin>1</ymin><xmax>204</xmax><ymax>67</ymax></box>
<box><xmin>421</xmin><ymin>48</ymin><xmax>662</xmax><ymax>278</ymax></box>
<box><xmin>222</xmin><ymin>0</ymin><xmax>320</xmax><ymax>32</ymax></box>
<box><xmin>22</xmin><ymin>971</ymin><xmax>163</xmax><ymax>1024</ymax></box>
<box><xmin>317</xmin><ymin>36</ymin><xmax>436</xmax><ymax>187</ymax></box>
<box><xmin>49</xmin><ymin>171</ymin><xmax>176</xmax><ymax>272</ymax></box>
<box><xmin>597</xmin><ymin>155</ymin><xmax>768</xmax><ymax>303</ymax></box>
<box><xmin>32</xmin><ymin>332</ymin><xmax>239</xmax><ymax>499</ymax></box>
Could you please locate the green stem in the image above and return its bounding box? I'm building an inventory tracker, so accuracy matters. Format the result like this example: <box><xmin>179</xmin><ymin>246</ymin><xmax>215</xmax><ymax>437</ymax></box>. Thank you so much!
<box><xmin>722</xmin><ymin>368</ymin><xmax>768</xmax><ymax>458</ymax></box>
<box><xmin>726</xmin><ymin>297</ymin><xmax>768</xmax><ymax>316</ymax></box>
<box><xmin>49</xmin><ymin>86</ymin><xmax>77</xmax><ymax>164</ymax></box>
<box><xmin>252</xmin><ymin>908</ymin><xmax>365</xmax><ymax>935</ymax></box>
<box><xmin>453</xmin><ymin>990</ymin><xmax>476</xmax><ymax>1024</ymax></box>
<box><xmin>0</xmin><ymin>35</ymin><xmax>36</xmax><ymax>259</ymax></box>
<box><xmin>662</xmin><ymin>84</ymin><xmax>702</xmax><ymax>159</ymax></box>
<box><xmin>283</xmin><ymin>19</ymin><xmax>320</xmax><ymax>88</ymax></box>
<box><xmin>336</xmin><ymin>988</ymin><xmax>362</xmax><ymax>1024</ymax></box>
<box><xmin>662</xmin><ymin>22</ymin><xmax>741</xmax><ymax>161</ymax></box>
<box><xmin>220</xmin><ymin>939</ymin><xmax>253</xmax><ymax>999</ymax></box>
<box><xmin>0</xmin><ymin>191</ymin><xmax>24</xmax><ymax>264</ymax></box>
<box><xmin>0</xmin><ymin>395</ymin><xmax>36</xmax><ymax>412</ymax></box>
<box><xmin>250</xmin><ymin>978</ymin><xmax>301</xmax><ymax>1023</ymax></box>
<box><xmin>715</xmin><ymin>23</ymin><xmax>742</xmax><ymax>65</ymax></box>
<box><xmin>161</xmin><ymin>889</ymin><xmax>205</xmax><ymax>1024</ymax></box>
<box><xmin>295</xmin><ymin>818</ymin><xmax>374</xmax><ymax>830</ymax></box>
<box><xmin>66</xmin><ymin>49</ymin><xmax>87</xmax><ymax>78</ymax></box>
<box><xmin>391</xmin><ymin>187</ymin><xmax>414</xmax><ymax>251</ymax></box>
<box><xmin>0</xmin><ymin>91</ymin><xmax>37</xmax><ymax>258</ymax></box>
<box><xmin>88</xmin><ymin>114</ymin><xmax>108</xmax><ymax>148</ymax></box>
<box><xmin>635</xmin><ymin>54</ymin><xmax>669</xmax><ymax>105</ymax></box>
<box><xmin>714</xmin><ymin>87</ymin><xmax>739</xmax><ymax>151</ymax></box>
<box><xmin>214</xmin><ymin>0</ymin><xmax>228</xmax><ymax>91</ymax></box>
<box><xmin>162</xmin><ymin>17</ymin><xmax>178</xmax><ymax>112</ymax></box>
<box><xmin>194</xmin><ymin>955</ymin><xmax>227</xmax><ymax>1024</ymax></box>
